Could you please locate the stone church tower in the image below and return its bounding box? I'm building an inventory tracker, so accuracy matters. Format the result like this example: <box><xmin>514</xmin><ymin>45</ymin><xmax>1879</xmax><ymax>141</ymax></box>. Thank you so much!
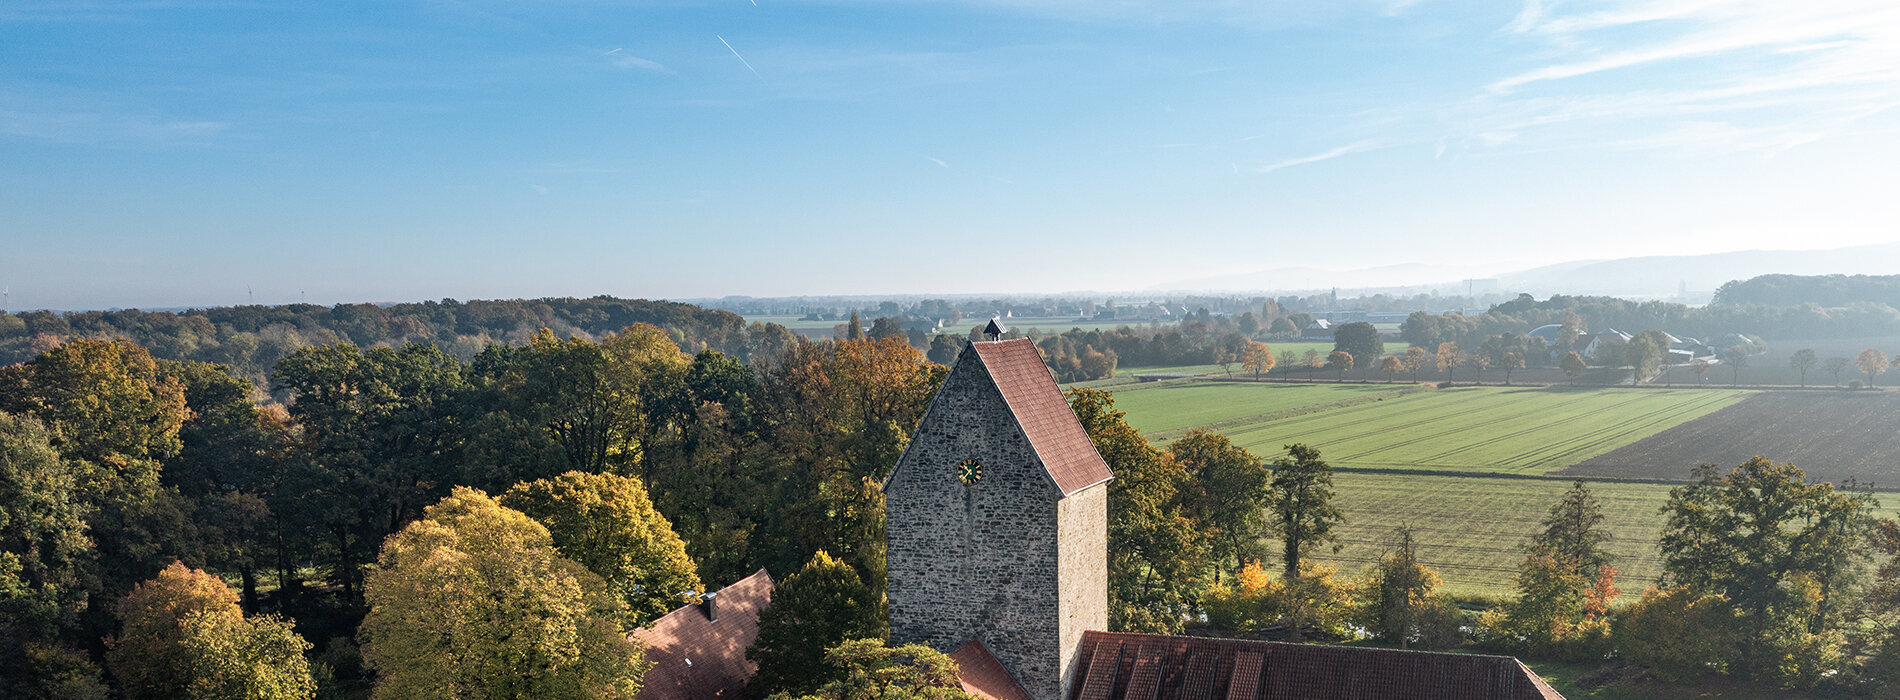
<box><xmin>884</xmin><ymin>337</ymin><xmax>1113</xmax><ymax>700</ymax></box>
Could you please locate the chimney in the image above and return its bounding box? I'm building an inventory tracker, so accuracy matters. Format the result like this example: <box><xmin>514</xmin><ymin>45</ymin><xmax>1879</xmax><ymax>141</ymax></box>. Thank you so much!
<box><xmin>699</xmin><ymin>591</ymin><xmax>718</xmax><ymax>622</ymax></box>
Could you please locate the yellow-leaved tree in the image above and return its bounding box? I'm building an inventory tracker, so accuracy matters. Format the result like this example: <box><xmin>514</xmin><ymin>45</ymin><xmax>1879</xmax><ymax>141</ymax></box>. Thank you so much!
<box><xmin>360</xmin><ymin>487</ymin><xmax>647</xmax><ymax>700</ymax></box>
<box><xmin>501</xmin><ymin>470</ymin><xmax>703</xmax><ymax>625</ymax></box>
<box><xmin>107</xmin><ymin>561</ymin><xmax>315</xmax><ymax>700</ymax></box>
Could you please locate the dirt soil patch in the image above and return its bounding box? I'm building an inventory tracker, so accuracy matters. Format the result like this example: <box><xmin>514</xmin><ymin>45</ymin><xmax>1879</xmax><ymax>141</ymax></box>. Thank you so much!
<box><xmin>1561</xmin><ymin>391</ymin><xmax>1900</xmax><ymax>486</ymax></box>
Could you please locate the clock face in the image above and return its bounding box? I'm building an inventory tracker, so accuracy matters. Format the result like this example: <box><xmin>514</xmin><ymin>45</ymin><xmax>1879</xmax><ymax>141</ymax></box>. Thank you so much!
<box><xmin>957</xmin><ymin>458</ymin><xmax>983</xmax><ymax>485</ymax></box>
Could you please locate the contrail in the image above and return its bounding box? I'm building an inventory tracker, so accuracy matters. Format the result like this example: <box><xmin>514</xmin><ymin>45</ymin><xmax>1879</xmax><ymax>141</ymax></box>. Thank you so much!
<box><xmin>716</xmin><ymin>35</ymin><xmax>763</xmax><ymax>81</ymax></box>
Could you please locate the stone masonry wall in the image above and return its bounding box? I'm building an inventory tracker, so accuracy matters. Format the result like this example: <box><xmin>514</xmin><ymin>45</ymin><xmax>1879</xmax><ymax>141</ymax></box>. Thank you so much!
<box><xmin>1055</xmin><ymin>483</ymin><xmax>1107</xmax><ymax>699</ymax></box>
<box><xmin>886</xmin><ymin>345</ymin><xmax>1064</xmax><ymax>700</ymax></box>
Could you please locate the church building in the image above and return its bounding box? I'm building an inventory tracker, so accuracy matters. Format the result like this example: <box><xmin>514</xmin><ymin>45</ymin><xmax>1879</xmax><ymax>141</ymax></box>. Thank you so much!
<box><xmin>884</xmin><ymin>336</ymin><xmax>1565</xmax><ymax>700</ymax></box>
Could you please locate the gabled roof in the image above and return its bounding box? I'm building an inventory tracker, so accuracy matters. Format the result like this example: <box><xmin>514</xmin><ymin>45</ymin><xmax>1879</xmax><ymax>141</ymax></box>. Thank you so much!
<box><xmin>969</xmin><ymin>339</ymin><xmax>1115</xmax><ymax>496</ymax></box>
<box><xmin>949</xmin><ymin>639</ymin><xmax>1032</xmax><ymax>700</ymax></box>
<box><xmin>1070</xmin><ymin>631</ymin><xmax>1564</xmax><ymax>700</ymax></box>
<box><xmin>632</xmin><ymin>569</ymin><xmax>774</xmax><ymax>700</ymax></box>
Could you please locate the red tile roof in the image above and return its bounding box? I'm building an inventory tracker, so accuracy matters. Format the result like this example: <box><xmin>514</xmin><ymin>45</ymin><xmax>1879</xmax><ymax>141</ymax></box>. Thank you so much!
<box><xmin>949</xmin><ymin>639</ymin><xmax>1033</xmax><ymax>700</ymax></box>
<box><xmin>970</xmin><ymin>339</ymin><xmax>1115</xmax><ymax>496</ymax></box>
<box><xmin>1070</xmin><ymin>631</ymin><xmax>1565</xmax><ymax>700</ymax></box>
<box><xmin>631</xmin><ymin>569</ymin><xmax>773</xmax><ymax>700</ymax></box>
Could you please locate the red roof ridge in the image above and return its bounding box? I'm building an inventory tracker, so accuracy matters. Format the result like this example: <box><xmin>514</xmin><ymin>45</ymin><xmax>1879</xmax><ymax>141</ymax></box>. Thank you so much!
<box><xmin>969</xmin><ymin>339</ymin><xmax>1115</xmax><ymax>496</ymax></box>
<box><xmin>948</xmin><ymin>638</ymin><xmax>1033</xmax><ymax>700</ymax></box>
<box><xmin>631</xmin><ymin>569</ymin><xmax>774</xmax><ymax>700</ymax></box>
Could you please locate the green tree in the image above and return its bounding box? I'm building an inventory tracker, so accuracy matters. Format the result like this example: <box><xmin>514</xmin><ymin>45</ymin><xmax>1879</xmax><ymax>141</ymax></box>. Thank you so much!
<box><xmin>747</xmin><ymin>550</ymin><xmax>880</xmax><ymax>697</ymax></box>
<box><xmin>1789</xmin><ymin>349</ymin><xmax>1818</xmax><ymax>388</ymax></box>
<box><xmin>108</xmin><ymin>561</ymin><xmax>315</xmax><ymax>700</ymax></box>
<box><xmin>1560</xmin><ymin>351</ymin><xmax>1586</xmax><ymax>385</ymax></box>
<box><xmin>1269</xmin><ymin>444</ymin><xmax>1343</xmax><ymax>580</ymax></box>
<box><xmin>162</xmin><ymin>360</ymin><xmax>282</xmax><ymax>611</ymax></box>
<box><xmin>0</xmin><ymin>412</ymin><xmax>94</xmax><ymax>636</ymax></box>
<box><xmin>867</xmin><ymin>317</ymin><xmax>905</xmax><ymax>341</ymax></box>
<box><xmin>1165</xmin><ymin>431</ymin><xmax>1270</xmax><ymax>573</ymax></box>
<box><xmin>1626</xmin><ymin>332</ymin><xmax>1665</xmax><ymax>385</ymax></box>
<box><xmin>767</xmin><ymin>638</ymin><xmax>975</xmax><ymax>700</ymax></box>
<box><xmin>1658</xmin><ymin>457</ymin><xmax>1879</xmax><ymax>680</ymax></box>
<box><xmin>1331</xmin><ymin>322</ymin><xmax>1383</xmax><ymax>366</ymax></box>
<box><xmin>1530</xmin><ymin>480</ymin><xmax>1613</xmax><ymax>578</ymax></box>
<box><xmin>1722</xmin><ymin>346</ymin><xmax>1749</xmax><ymax>387</ymax></box>
<box><xmin>1353</xmin><ymin>526</ymin><xmax>1459</xmax><ymax>650</ymax></box>
<box><xmin>1068</xmin><ymin>388</ymin><xmax>1206</xmax><ymax>633</ymax></box>
<box><xmin>360</xmin><ymin>487</ymin><xmax>646</xmax><ymax>700</ymax></box>
<box><xmin>500</xmin><ymin>471</ymin><xmax>703</xmax><ymax>625</ymax></box>
<box><xmin>925</xmin><ymin>335</ymin><xmax>960</xmax><ymax>365</ymax></box>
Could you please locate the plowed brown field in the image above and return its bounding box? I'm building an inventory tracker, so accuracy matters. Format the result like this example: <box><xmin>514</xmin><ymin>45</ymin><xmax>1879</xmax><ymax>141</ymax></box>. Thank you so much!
<box><xmin>1561</xmin><ymin>391</ymin><xmax>1900</xmax><ymax>487</ymax></box>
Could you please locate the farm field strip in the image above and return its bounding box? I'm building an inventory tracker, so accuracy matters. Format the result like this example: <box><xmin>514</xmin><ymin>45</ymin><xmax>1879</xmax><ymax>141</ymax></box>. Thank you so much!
<box><xmin>1566</xmin><ymin>391</ymin><xmax>1900</xmax><ymax>486</ymax></box>
<box><xmin>1269</xmin><ymin>473</ymin><xmax>1678</xmax><ymax>598</ymax></box>
<box><xmin>1110</xmin><ymin>383</ymin><xmax>1416</xmax><ymax>436</ymax></box>
<box><xmin>1191</xmin><ymin>386</ymin><xmax>1748</xmax><ymax>474</ymax></box>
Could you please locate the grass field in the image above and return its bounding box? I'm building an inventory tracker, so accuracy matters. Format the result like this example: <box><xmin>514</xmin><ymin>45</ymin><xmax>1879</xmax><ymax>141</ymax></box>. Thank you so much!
<box><xmin>1280</xmin><ymin>472</ymin><xmax>1675</xmax><ymax>598</ymax></box>
<box><xmin>1112</xmin><ymin>383</ymin><xmax>1750</xmax><ymax>475</ymax></box>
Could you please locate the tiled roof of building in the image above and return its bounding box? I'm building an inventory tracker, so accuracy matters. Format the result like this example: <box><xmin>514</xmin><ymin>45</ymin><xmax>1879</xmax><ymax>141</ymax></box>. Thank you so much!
<box><xmin>631</xmin><ymin>569</ymin><xmax>774</xmax><ymax>700</ymax></box>
<box><xmin>970</xmin><ymin>339</ymin><xmax>1115</xmax><ymax>496</ymax></box>
<box><xmin>949</xmin><ymin>639</ymin><xmax>1033</xmax><ymax>700</ymax></box>
<box><xmin>1070</xmin><ymin>631</ymin><xmax>1565</xmax><ymax>700</ymax></box>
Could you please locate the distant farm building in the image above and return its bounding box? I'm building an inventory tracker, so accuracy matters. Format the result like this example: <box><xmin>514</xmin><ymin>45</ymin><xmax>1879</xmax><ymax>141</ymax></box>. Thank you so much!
<box><xmin>1301</xmin><ymin>318</ymin><xmax>1334</xmax><ymax>339</ymax></box>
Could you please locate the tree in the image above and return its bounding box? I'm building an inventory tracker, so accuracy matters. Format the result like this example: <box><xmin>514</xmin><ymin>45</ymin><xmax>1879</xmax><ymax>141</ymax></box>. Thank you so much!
<box><xmin>360</xmin><ymin>487</ymin><xmax>646</xmax><ymax>700</ymax></box>
<box><xmin>1402</xmin><ymin>346</ymin><xmax>1428</xmax><ymax>383</ymax></box>
<box><xmin>1241</xmin><ymin>341</ymin><xmax>1275</xmax><ymax>381</ymax></box>
<box><xmin>107</xmin><ymin>561</ymin><xmax>315</xmax><ymax>700</ymax></box>
<box><xmin>925</xmin><ymin>335</ymin><xmax>960</xmax><ymax>365</ymax></box>
<box><xmin>1499</xmin><ymin>351</ymin><xmax>1525</xmax><ymax>386</ymax></box>
<box><xmin>1530</xmin><ymin>480</ymin><xmax>1613</xmax><ymax>579</ymax></box>
<box><xmin>1789</xmin><ymin>349</ymin><xmax>1818</xmax><ymax>388</ymax></box>
<box><xmin>1625</xmin><ymin>334</ymin><xmax>1663</xmax><ymax>385</ymax></box>
<box><xmin>747</xmin><ymin>550</ymin><xmax>880</xmax><ymax>697</ymax></box>
<box><xmin>1435</xmin><ymin>342</ymin><xmax>1463</xmax><ymax>383</ymax></box>
<box><xmin>1722</xmin><ymin>346</ymin><xmax>1749</xmax><ymax>387</ymax></box>
<box><xmin>0</xmin><ymin>413</ymin><xmax>94</xmax><ymax>637</ymax></box>
<box><xmin>1269</xmin><ymin>444</ymin><xmax>1343</xmax><ymax>580</ymax></box>
<box><xmin>1464</xmin><ymin>351</ymin><xmax>1489</xmax><ymax>385</ymax></box>
<box><xmin>1068</xmin><ymin>388</ymin><xmax>1206</xmax><ymax>633</ymax></box>
<box><xmin>867</xmin><ymin>317</ymin><xmax>904</xmax><ymax>341</ymax></box>
<box><xmin>1824</xmin><ymin>356</ymin><xmax>1851</xmax><ymax>387</ymax></box>
<box><xmin>1325</xmin><ymin>350</ymin><xmax>1353</xmax><ymax>382</ymax></box>
<box><xmin>1560</xmin><ymin>352</ymin><xmax>1586</xmax><ymax>385</ymax></box>
<box><xmin>500</xmin><ymin>471</ymin><xmax>703</xmax><ymax>625</ymax></box>
<box><xmin>1658</xmin><ymin>457</ymin><xmax>1879</xmax><ymax>680</ymax></box>
<box><xmin>1613</xmin><ymin>586</ymin><xmax>1737</xmax><ymax>682</ymax></box>
<box><xmin>1858</xmin><ymin>348</ymin><xmax>1889</xmax><ymax>388</ymax></box>
<box><xmin>1378</xmin><ymin>355</ymin><xmax>1402</xmax><ymax>383</ymax></box>
<box><xmin>1166</xmin><ymin>431</ymin><xmax>1271</xmax><ymax>573</ymax></box>
<box><xmin>1354</xmin><ymin>526</ymin><xmax>1459</xmax><ymax>650</ymax></box>
<box><xmin>1331</xmin><ymin>322</ymin><xmax>1383</xmax><ymax>366</ymax></box>
<box><xmin>767</xmin><ymin>639</ymin><xmax>975</xmax><ymax>700</ymax></box>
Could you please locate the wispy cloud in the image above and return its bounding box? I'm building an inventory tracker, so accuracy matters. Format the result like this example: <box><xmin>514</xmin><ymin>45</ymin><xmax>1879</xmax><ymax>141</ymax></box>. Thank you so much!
<box><xmin>602</xmin><ymin>48</ymin><xmax>676</xmax><ymax>76</ymax></box>
<box><xmin>0</xmin><ymin>105</ymin><xmax>227</xmax><ymax>144</ymax></box>
<box><xmin>925</xmin><ymin>156</ymin><xmax>949</xmax><ymax>168</ymax></box>
<box><xmin>1251</xmin><ymin>139</ymin><xmax>1383</xmax><ymax>173</ymax></box>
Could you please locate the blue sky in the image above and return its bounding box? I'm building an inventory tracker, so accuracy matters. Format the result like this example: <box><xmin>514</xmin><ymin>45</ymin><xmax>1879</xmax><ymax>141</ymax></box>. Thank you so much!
<box><xmin>4</xmin><ymin>0</ymin><xmax>1899</xmax><ymax>309</ymax></box>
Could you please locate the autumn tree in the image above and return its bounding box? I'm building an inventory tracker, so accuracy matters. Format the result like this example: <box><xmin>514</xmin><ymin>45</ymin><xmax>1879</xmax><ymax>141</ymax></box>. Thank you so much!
<box><xmin>1435</xmin><ymin>342</ymin><xmax>1463</xmax><ymax>383</ymax></box>
<box><xmin>766</xmin><ymin>639</ymin><xmax>974</xmax><ymax>700</ymax></box>
<box><xmin>360</xmin><ymin>487</ymin><xmax>646</xmax><ymax>700</ymax></box>
<box><xmin>1166</xmin><ymin>431</ymin><xmax>1271</xmax><ymax>573</ymax></box>
<box><xmin>1658</xmin><ymin>457</ymin><xmax>1879</xmax><ymax>681</ymax></box>
<box><xmin>1325</xmin><ymin>350</ymin><xmax>1353</xmax><ymax>382</ymax></box>
<box><xmin>1269</xmin><ymin>444</ymin><xmax>1343</xmax><ymax>580</ymax></box>
<box><xmin>1531</xmin><ymin>480</ymin><xmax>1613</xmax><ymax>578</ymax></box>
<box><xmin>1241</xmin><ymin>341</ymin><xmax>1275</xmax><ymax>380</ymax></box>
<box><xmin>1499</xmin><ymin>351</ymin><xmax>1525</xmax><ymax>386</ymax></box>
<box><xmin>1069</xmin><ymin>388</ymin><xmax>1206</xmax><ymax>633</ymax></box>
<box><xmin>1402</xmin><ymin>346</ymin><xmax>1428</xmax><ymax>382</ymax></box>
<box><xmin>501</xmin><ymin>471</ymin><xmax>703</xmax><ymax>625</ymax></box>
<box><xmin>1789</xmin><ymin>349</ymin><xmax>1818</xmax><ymax>388</ymax></box>
<box><xmin>108</xmin><ymin>561</ymin><xmax>314</xmax><ymax>700</ymax></box>
<box><xmin>1378</xmin><ymin>355</ymin><xmax>1401</xmax><ymax>383</ymax></box>
<box><xmin>1486</xmin><ymin>481</ymin><xmax>1619</xmax><ymax>659</ymax></box>
<box><xmin>1560</xmin><ymin>351</ymin><xmax>1586</xmax><ymax>385</ymax></box>
<box><xmin>1465</xmin><ymin>350</ymin><xmax>1489</xmax><ymax>385</ymax></box>
<box><xmin>747</xmin><ymin>550</ymin><xmax>881</xmax><ymax>697</ymax></box>
<box><xmin>1858</xmin><ymin>348</ymin><xmax>1889</xmax><ymax>387</ymax></box>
